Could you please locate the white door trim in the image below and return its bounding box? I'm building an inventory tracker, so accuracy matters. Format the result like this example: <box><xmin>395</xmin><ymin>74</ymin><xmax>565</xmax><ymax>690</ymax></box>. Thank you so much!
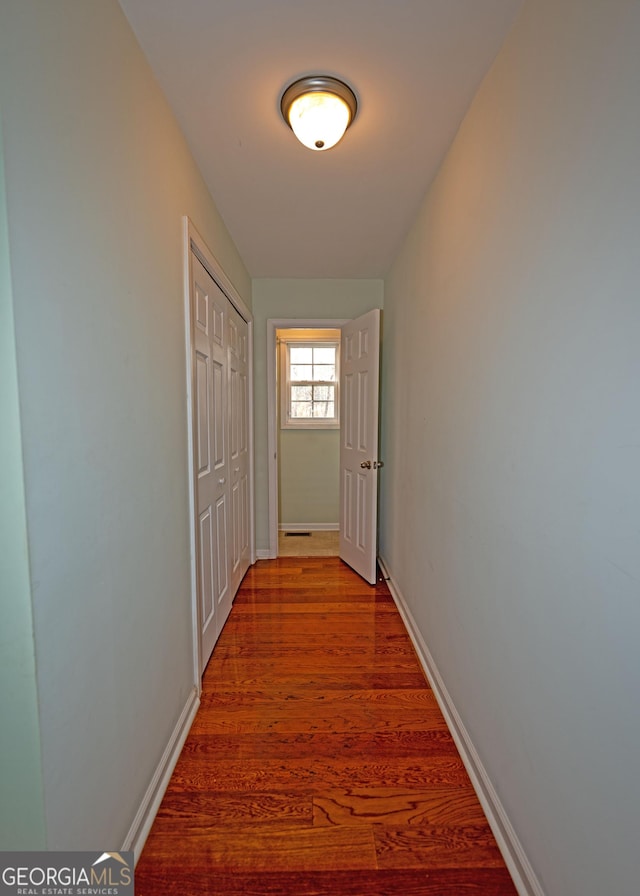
<box><xmin>265</xmin><ymin>318</ymin><xmax>348</xmax><ymax>559</ymax></box>
<box><xmin>184</xmin><ymin>217</ymin><xmax>255</xmax><ymax>686</ymax></box>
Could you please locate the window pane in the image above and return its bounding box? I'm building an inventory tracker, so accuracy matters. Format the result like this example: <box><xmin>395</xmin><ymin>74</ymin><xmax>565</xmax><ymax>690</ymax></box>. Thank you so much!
<box><xmin>291</xmin><ymin>385</ymin><xmax>313</xmax><ymax>401</ymax></box>
<box><xmin>290</xmin><ymin>346</ymin><xmax>312</xmax><ymax>364</ymax></box>
<box><xmin>290</xmin><ymin>364</ymin><xmax>312</xmax><ymax>381</ymax></box>
<box><xmin>313</xmin><ymin>385</ymin><xmax>333</xmax><ymax>401</ymax></box>
<box><xmin>312</xmin><ymin>402</ymin><xmax>335</xmax><ymax>417</ymax></box>
<box><xmin>313</xmin><ymin>346</ymin><xmax>336</xmax><ymax>365</ymax></box>
<box><xmin>282</xmin><ymin>339</ymin><xmax>339</xmax><ymax>428</ymax></box>
<box><xmin>291</xmin><ymin>401</ymin><xmax>313</xmax><ymax>417</ymax></box>
<box><xmin>312</xmin><ymin>364</ymin><xmax>335</xmax><ymax>382</ymax></box>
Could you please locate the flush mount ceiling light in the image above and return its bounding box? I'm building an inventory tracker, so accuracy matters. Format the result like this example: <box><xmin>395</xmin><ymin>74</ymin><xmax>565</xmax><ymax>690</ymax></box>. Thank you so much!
<box><xmin>280</xmin><ymin>75</ymin><xmax>358</xmax><ymax>151</ymax></box>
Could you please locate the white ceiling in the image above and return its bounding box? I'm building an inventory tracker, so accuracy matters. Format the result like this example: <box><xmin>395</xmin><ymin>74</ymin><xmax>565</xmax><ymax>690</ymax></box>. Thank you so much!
<box><xmin>119</xmin><ymin>0</ymin><xmax>522</xmax><ymax>279</ymax></box>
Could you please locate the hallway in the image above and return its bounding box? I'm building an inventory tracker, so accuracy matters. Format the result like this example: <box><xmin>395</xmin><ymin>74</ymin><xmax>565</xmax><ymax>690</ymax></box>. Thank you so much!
<box><xmin>134</xmin><ymin>559</ymin><xmax>516</xmax><ymax>895</ymax></box>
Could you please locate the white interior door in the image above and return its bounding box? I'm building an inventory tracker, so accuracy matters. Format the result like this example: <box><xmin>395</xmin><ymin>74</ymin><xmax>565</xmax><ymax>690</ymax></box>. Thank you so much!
<box><xmin>192</xmin><ymin>255</ymin><xmax>232</xmax><ymax>672</ymax></box>
<box><xmin>339</xmin><ymin>308</ymin><xmax>382</xmax><ymax>584</ymax></box>
<box><xmin>228</xmin><ymin>301</ymin><xmax>251</xmax><ymax>595</ymax></box>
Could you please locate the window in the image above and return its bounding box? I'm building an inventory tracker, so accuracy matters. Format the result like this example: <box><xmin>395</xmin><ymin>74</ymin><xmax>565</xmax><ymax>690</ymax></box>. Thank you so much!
<box><xmin>281</xmin><ymin>340</ymin><xmax>339</xmax><ymax>428</ymax></box>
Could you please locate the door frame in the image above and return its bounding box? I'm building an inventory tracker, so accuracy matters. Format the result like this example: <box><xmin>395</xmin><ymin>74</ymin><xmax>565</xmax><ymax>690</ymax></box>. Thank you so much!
<box><xmin>265</xmin><ymin>318</ymin><xmax>348</xmax><ymax>559</ymax></box>
<box><xmin>184</xmin><ymin>217</ymin><xmax>255</xmax><ymax>687</ymax></box>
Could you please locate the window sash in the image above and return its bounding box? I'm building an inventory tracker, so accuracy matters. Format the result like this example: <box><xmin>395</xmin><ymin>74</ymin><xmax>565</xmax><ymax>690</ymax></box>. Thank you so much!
<box><xmin>281</xmin><ymin>340</ymin><xmax>339</xmax><ymax>428</ymax></box>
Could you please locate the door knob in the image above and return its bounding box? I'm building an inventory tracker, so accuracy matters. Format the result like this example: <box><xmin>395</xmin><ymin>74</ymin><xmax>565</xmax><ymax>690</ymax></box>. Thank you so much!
<box><xmin>218</xmin><ymin>477</ymin><xmax>226</xmax><ymax>485</ymax></box>
<box><xmin>374</xmin><ymin>460</ymin><xmax>384</xmax><ymax>469</ymax></box>
<box><xmin>360</xmin><ymin>460</ymin><xmax>372</xmax><ymax>469</ymax></box>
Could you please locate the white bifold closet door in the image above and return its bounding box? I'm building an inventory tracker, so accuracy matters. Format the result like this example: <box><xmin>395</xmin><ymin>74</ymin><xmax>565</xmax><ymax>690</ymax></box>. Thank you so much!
<box><xmin>227</xmin><ymin>299</ymin><xmax>251</xmax><ymax>597</ymax></box>
<box><xmin>191</xmin><ymin>253</ymin><xmax>250</xmax><ymax>673</ymax></box>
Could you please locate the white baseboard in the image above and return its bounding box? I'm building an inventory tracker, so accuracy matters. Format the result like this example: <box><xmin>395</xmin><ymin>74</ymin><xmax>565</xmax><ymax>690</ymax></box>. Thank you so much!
<box><xmin>256</xmin><ymin>548</ymin><xmax>276</xmax><ymax>560</ymax></box>
<box><xmin>278</xmin><ymin>523</ymin><xmax>339</xmax><ymax>532</ymax></box>
<box><xmin>378</xmin><ymin>556</ymin><xmax>544</xmax><ymax>896</ymax></box>
<box><xmin>124</xmin><ymin>686</ymin><xmax>200</xmax><ymax>863</ymax></box>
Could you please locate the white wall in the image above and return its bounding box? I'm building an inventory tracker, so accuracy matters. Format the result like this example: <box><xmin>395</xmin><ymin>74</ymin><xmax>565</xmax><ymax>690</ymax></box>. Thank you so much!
<box><xmin>278</xmin><ymin>430</ymin><xmax>340</xmax><ymax>526</ymax></box>
<box><xmin>252</xmin><ymin>279</ymin><xmax>383</xmax><ymax>550</ymax></box>
<box><xmin>0</xmin><ymin>120</ymin><xmax>46</xmax><ymax>849</ymax></box>
<box><xmin>380</xmin><ymin>1</ymin><xmax>640</xmax><ymax>894</ymax></box>
<box><xmin>0</xmin><ymin>0</ymin><xmax>250</xmax><ymax>850</ymax></box>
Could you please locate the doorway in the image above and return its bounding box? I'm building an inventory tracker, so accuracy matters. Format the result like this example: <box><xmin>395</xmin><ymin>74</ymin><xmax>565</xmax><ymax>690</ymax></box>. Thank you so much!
<box><xmin>267</xmin><ymin>311</ymin><xmax>382</xmax><ymax>582</ymax></box>
<box><xmin>266</xmin><ymin>319</ymin><xmax>347</xmax><ymax>557</ymax></box>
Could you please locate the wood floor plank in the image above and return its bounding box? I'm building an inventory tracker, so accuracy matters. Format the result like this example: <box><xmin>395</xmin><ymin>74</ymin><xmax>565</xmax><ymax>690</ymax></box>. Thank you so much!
<box><xmin>215</xmin><ymin>624</ymin><xmax>413</xmax><ymax>642</ymax></box>
<box><xmin>170</xmin><ymin>729</ymin><xmax>463</xmax><ymax>762</ymax></box>
<box><xmin>134</xmin><ymin>558</ymin><xmax>518</xmax><ymax>896</ymax></box>
<box><xmin>155</xmin><ymin>790</ymin><xmax>313</xmax><ymax>825</ymax></box>
<box><xmin>208</xmin><ymin>644</ymin><xmax>421</xmax><ymax>662</ymax></box>
<box><xmin>198</xmin><ymin>689</ymin><xmax>439</xmax><ymax>713</ymax></box>
<box><xmin>190</xmin><ymin>707</ymin><xmax>449</xmax><ymax>736</ymax></box>
<box><xmin>141</xmin><ymin>824</ymin><xmax>377</xmax><ymax>871</ymax></box>
<box><xmin>374</xmin><ymin>826</ymin><xmax>506</xmax><ymax>869</ymax></box>
<box><xmin>198</xmin><ymin>655</ymin><xmax>425</xmax><ymax>676</ymax></box>
<box><xmin>210</xmin><ymin>645</ymin><xmax>419</xmax><ymax>663</ymax></box>
<box><xmin>313</xmin><ymin>787</ymin><xmax>489</xmax><ymax>827</ymax></box>
<box><xmin>215</xmin><ymin>610</ymin><xmax>406</xmax><ymax>627</ymax></box>
<box><xmin>134</xmin><ymin>867</ymin><xmax>517</xmax><ymax>896</ymax></box>
<box><xmin>231</xmin><ymin>600</ymin><xmax>399</xmax><ymax>616</ymax></box>
<box><xmin>166</xmin><ymin>757</ymin><xmax>471</xmax><ymax>792</ymax></box>
<box><xmin>200</xmin><ymin>671</ymin><xmax>430</xmax><ymax>690</ymax></box>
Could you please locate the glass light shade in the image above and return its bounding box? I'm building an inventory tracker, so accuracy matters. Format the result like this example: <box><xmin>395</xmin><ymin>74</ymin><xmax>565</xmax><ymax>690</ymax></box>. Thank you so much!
<box><xmin>281</xmin><ymin>76</ymin><xmax>357</xmax><ymax>152</ymax></box>
<box><xmin>287</xmin><ymin>91</ymin><xmax>351</xmax><ymax>151</ymax></box>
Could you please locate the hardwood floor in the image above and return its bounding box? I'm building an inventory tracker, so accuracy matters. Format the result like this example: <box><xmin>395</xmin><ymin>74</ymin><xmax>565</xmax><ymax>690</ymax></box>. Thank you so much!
<box><xmin>134</xmin><ymin>559</ymin><xmax>517</xmax><ymax>895</ymax></box>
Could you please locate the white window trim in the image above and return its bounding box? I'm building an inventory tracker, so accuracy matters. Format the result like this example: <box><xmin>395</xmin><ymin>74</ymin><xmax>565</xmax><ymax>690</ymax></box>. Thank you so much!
<box><xmin>279</xmin><ymin>337</ymin><xmax>340</xmax><ymax>429</ymax></box>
